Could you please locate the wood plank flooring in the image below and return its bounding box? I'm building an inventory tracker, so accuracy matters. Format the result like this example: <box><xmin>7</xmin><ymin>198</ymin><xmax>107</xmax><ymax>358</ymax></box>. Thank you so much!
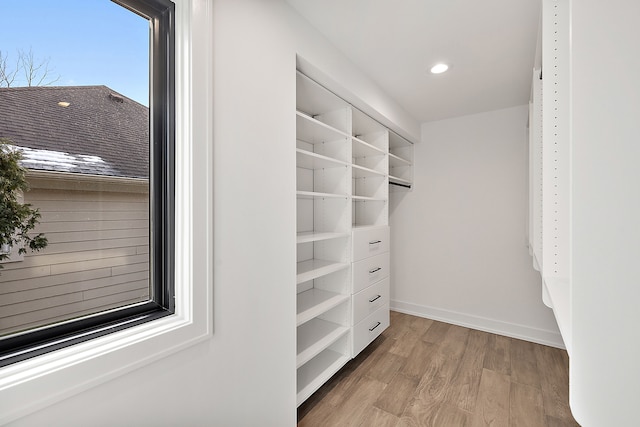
<box><xmin>298</xmin><ymin>311</ymin><xmax>580</xmax><ymax>427</ymax></box>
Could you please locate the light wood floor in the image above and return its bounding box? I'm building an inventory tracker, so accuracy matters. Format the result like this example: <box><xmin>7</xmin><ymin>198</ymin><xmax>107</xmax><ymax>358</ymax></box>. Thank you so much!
<box><xmin>298</xmin><ymin>311</ymin><xmax>580</xmax><ymax>427</ymax></box>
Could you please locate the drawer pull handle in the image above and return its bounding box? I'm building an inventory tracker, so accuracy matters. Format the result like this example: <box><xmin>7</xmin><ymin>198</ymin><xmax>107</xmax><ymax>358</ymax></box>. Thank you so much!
<box><xmin>369</xmin><ymin>240</ymin><xmax>382</xmax><ymax>245</ymax></box>
<box><xmin>369</xmin><ymin>295</ymin><xmax>382</xmax><ymax>303</ymax></box>
<box><xmin>369</xmin><ymin>322</ymin><xmax>381</xmax><ymax>332</ymax></box>
<box><xmin>369</xmin><ymin>267</ymin><xmax>381</xmax><ymax>274</ymax></box>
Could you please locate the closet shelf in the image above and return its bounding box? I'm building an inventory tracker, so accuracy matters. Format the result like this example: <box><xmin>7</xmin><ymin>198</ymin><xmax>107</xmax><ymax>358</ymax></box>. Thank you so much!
<box><xmin>352</xmin><ymin>195</ymin><xmax>387</xmax><ymax>202</ymax></box>
<box><xmin>297</xmin><ymin>191</ymin><xmax>348</xmax><ymax>200</ymax></box>
<box><xmin>296</xmin><ymin>111</ymin><xmax>350</xmax><ymax>145</ymax></box>
<box><xmin>297</xmin><ymin>348</ymin><xmax>350</xmax><ymax>406</ymax></box>
<box><xmin>296</xmin><ymin>149</ymin><xmax>348</xmax><ymax>170</ymax></box>
<box><xmin>352</xmin><ymin>164</ymin><xmax>386</xmax><ymax>179</ymax></box>
<box><xmin>296</xmin><ymin>70</ymin><xmax>350</xmax><ymax>123</ymax></box>
<box><xmin>352</xmin><ymin>109</ymin><xmax>387</xmax><ymax>138</ymax></box>
<box><xmin>389</xmin><ymin>133</ymin><xmax>413</xmax><ymax>149</ymax></box>
<box><xmin>388</xmin><ymin>152</ymin><xmax>411</xmax><ymax>167</ymax></box>
<box><xmin>352</xmin><ymin>224</ymin><xmax>385</xmax><ymax>231</ymax></box>
<box><xmin>297</xmin><ymin>231</ymin><xmax>349</xmax><ymax>244</ymax></box>
<box><xmin>296</xmin><ymin>318</ymin><xmax>349</xmax><ymax>368</ymax></box>
<box><xmin>296</xmin><ymin>259</ymin><xmax>350</xmax><ymax>285</ymax></box>
<box><xmin>296</xmin><ymin>288</ymin><xmax>350</xmax><ymax>326</ymax></box>
<box><xmin>352</xmin><ymin>137</ymin><xmax>386</xmax><ymax>158</ymax></box>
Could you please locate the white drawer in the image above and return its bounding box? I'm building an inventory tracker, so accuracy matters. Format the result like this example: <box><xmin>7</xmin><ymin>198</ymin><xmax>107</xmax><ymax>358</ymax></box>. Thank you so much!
<box><xmin>352</xmin><ymin>226</ymin><xmax>389</xmax><ymax>262</ymax></box>
<box><xmin>352</xmin><ymin>252</ymin><xmax>389</xmax><ymax>294</ymax></box>
<box><xmin>352</xmin><ymin>277</ymin><xmax>389</xmax><ymax>325</ymax></box>
<box><xmin>352</xmin><ymin>304</ymin><xmax>389</xmax><ymax>357</ymax></box>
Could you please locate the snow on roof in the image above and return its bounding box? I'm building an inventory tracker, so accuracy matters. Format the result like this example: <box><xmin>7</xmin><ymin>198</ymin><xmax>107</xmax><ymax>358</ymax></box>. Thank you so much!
<box><xmin>16</xmin><ymin>146</ymin><xmax>119</xmax><ymax>176</ymax></box>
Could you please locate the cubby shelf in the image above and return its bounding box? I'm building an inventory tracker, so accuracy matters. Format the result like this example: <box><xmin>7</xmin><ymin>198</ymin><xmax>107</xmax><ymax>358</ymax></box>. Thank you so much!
<box><xmin>352</xmin><ymin>224</ymin><xmax>382</xmax><ymax>230</ymax></box>
<box><xmin>352</xmin><ymin>164</ymin><xmax>386</xmax><ymax>179</ymax></box>
<box><xmin>296</xmin><ymin>191</ymin><xmax>348</xmax><ymax>199</ymax></box>
<box><xmin>296</xmin><ymin>111</ymin><xmax>350</xmax><ymax>145</ymax></box>
<box><xmin>296</xmin><ymin>149</ymin><xmax>348</xmax><ymax>170</ymax></box>
<box><xmin>296</xmin><ymin>71</ymin><xmax>349</xmax><ymax>127</ymax></box>
<box><xmin>388</xmin><ymin>152</ymin><xmax>411</xmax><ymax>167</ymax></box>
<box><xmin>296</xmin><ymin>318</ymin><xmax>350</xmax><ymax>368</ymax></box>
<box><xmin>389</xmin><ymin>131</ymin><xmax>412</xmax><ymax>149</ymax></box>
<box><xmin>296</xmin><ymin>288</ymin><xmax>350</xmax><ymax>326</ymax></box>
<box><xmin>296</xmin><ymin>348</ymin><xmax>350</xmax><ymax>406</ymax></box>
<box><xmin>296</xmin><ymin>231</ymin><xmax>349</xmax><ymax>244</ymax></box>
<box><xmin>296</xmin><ymin>259</ymin><xmax>350</xmax><ymax>285</ymax></box>
<box><xmin>352</xmin><ymin>195</ymin><xmax>387</xmax><ymax>202</ymax></box>
<box><xmin>352</xmin><ymin>137</ymin><xmax>386</xmax><ymax>158</ymax></box>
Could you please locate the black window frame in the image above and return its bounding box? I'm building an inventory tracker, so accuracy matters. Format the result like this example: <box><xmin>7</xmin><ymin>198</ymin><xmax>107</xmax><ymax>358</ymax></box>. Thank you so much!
<box><xmin>0</xmin><ymin>0</ymin><xmax>175</xmax><ymax>368</ymax></box>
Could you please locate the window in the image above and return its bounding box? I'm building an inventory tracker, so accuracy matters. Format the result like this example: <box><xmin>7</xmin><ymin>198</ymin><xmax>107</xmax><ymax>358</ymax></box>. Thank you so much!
<box><xmin>0</xmin><ymin>0</ymin><xmax>175</xmax><ymax>367</ymax></box>
<box><xmin>0</xmin><ymin>0</ymin><xmax>212</xmax><ymax>422</ymax></box>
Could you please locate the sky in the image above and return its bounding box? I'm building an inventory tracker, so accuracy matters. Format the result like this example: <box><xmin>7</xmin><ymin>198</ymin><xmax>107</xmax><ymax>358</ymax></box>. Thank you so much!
<box><xmin>0</xmin><ymin>0</ymin><xmax>149</xmax><ymax>106</ymax></box>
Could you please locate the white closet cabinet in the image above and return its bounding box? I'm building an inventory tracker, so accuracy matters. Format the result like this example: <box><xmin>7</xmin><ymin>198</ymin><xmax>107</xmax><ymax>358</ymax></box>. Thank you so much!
<box><xmin>296</xmin><ymin>71</ymin><xmax>409</xmax><ymax>406</ymax></box>
<box><xmin>351</xmin><ymin>225</ymin><xmax>390</xmax><ymax>356</ymax></box>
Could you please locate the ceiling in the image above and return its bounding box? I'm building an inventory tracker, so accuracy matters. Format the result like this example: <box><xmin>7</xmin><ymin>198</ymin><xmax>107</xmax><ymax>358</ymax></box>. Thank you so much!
<box><xmin>286</xmin><ymin>0</ymin><xmax>541</xmax><ymax>123</ymax></box>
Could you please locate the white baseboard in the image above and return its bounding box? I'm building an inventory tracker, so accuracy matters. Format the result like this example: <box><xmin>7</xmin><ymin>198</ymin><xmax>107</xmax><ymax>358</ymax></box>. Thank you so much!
<box><xmin>391</xmin><ymin>299</ymin><xmax>565</xmax><ymax>349</ymax></box>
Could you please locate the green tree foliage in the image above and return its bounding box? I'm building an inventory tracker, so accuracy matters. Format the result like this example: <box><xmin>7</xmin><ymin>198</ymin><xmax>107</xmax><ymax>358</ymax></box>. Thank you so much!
<box><xmin>0</xmin><ymin>138</ymin><xmax>47</xmax><ymax>268</ymax></box>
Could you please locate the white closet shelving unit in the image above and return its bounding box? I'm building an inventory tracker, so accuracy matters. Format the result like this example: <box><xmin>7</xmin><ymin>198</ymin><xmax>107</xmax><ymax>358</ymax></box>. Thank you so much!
<box><xmin>541</xmin><ymin>0</ymin><xmax>570</xmax><ymax>353</ymax></box>
<box><xmin>296</xmin><ymin>72</ymin><xmax>352</xmax><ymax>406</ymax></box>
<box><xmin>351</xmin><ymin>109</ymin><xmax>389</xmax><ymax>228</ymax></box>
<box><xmin>528</xmin><ymin>0</ymin><xmax>571</xmax><ymax>354</ymax></box>
<box><xmin>349</xmin><ymin>109</ymin><xmax>390</xmax><ymax>359</ymax></box>
<box><xmin>389</xmin><ymin>132</ymin><xmax>413</xmax><ymax>189</ymax></box>
<box><xmin>296</xmin><ymin>70</ymin><xmax>405</xmax><ymax>406</ymax></box>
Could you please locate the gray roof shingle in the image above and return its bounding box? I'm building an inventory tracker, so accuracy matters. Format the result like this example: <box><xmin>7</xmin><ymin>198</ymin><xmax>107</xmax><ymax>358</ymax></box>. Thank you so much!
<box><xmin>0</xmin><ymin>85</ymin><xmax>149</xmax><ymax>178</ymax></box>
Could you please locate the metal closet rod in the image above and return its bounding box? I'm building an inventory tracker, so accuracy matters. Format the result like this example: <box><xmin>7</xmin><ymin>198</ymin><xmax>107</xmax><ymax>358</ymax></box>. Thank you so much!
<box><xmin>389</xmin><ymin>181</ymin><xmax>411</xmax><ymax>189</ymax></box>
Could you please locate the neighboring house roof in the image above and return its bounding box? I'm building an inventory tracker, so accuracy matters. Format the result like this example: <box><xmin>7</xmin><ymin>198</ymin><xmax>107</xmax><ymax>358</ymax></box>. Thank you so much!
<box><xmin>0</xmin><ymin>85</ymin><xmax>148</xmax><ymax>179</ymax></box>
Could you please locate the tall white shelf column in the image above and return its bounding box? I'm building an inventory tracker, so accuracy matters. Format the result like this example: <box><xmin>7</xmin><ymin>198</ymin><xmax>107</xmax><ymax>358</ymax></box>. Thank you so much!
<box><xmin>541</xmin><ymin>0</ymin><xmax>570</xmax><ymax>352</ymax></box>
<box><xmin>531</xmin><ymin>0</ymin><xmax>640</xmax><ymax>424</ymax></box>
<box><xmin>296</xmin><ymin>71</ymin><xmax>412</xmax><ymax>406</ymax></box>
<box><xmin>296</xmin><ymin>72</ymin><xmax>352</xmax><ymax>406</ymax></box>
<box><xmin>350</xmin><ymin>109</ymin><xmax>390</xmax><ymax>358</ymax></box>
<box><xmin>529</xmin><ymin>0</ymin><xmax>571</xmax><ymax>354</ymax></box>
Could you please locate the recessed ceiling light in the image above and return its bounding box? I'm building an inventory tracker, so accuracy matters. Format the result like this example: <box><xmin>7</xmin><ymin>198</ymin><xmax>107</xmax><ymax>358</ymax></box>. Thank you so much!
<box><xmin>430</xmin><ymin>63</ymin><xmax>449</xmax><ymax>74</ymax></box>
<box><xmin>57</xmin><ymin>101</ymin><xmax>71</xmax><ymax>107</ymax></box>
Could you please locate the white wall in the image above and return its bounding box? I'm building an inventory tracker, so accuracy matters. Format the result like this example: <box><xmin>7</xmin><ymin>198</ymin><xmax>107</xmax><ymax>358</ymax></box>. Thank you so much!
<box><xmin>6</xmin><ymin>1</ymin><xmax>418</xmax><ymax>426</ymax></box>
<box><xmin>569</xmin><ymin>1</ymin><xmax>640</xmax><ymax>425</ymax></box>
<box><xmin>390</xmin><ymin>105</ymin><xmax>562</xmax><ymax>346</ymax></box>
<box><xmin>288</xmin><ymin>11</ymin><xmax>420</xmax><ymax>142</ymax></box>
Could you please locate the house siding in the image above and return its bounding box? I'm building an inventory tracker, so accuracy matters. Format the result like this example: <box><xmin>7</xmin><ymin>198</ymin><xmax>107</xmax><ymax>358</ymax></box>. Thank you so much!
<box><xmin>0</xmin><ymin>182</ymin><xmax>149</xmax><ymax>336</ymax></box>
